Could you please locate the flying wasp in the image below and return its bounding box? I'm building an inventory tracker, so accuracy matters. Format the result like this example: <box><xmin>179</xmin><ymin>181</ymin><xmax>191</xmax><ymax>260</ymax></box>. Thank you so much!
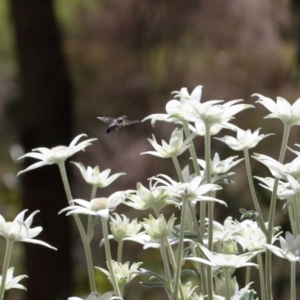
<box><xmin>97</xmin><ymin>115</ymin><xmax>140</xmax><ymax>133</ymax></box>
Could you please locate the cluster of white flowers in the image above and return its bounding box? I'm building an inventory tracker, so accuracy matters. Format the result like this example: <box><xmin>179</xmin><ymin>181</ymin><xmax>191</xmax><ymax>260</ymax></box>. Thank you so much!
<box><xmin>2</xmin><ymin>86</ymin><xmax>300</xmax><ymax>300</ymax></box>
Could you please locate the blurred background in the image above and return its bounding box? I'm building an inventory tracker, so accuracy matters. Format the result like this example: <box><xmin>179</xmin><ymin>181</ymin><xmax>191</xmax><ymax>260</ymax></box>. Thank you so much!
<box><xmin>0</xmin><ymin>0</ymin><xmax>300</xmax><ymax>299</ymax></box>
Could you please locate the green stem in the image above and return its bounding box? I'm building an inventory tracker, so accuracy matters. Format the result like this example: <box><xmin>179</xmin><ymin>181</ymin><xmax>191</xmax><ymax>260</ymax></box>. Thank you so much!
<box><xmin>186</xmin><ymin>202</ymin><xmax>207</xmax><ymax>295</ymax></box>
<box><xmin>204</xmin><ymin>124</ymin><xmax>213</xmax><ymax>249</ymax></box>
<box><xmin>244</xmin><ymin>149</ymin><xmax>263</xmax><ymax>218</ymax></box>
<box><xmin>265</xmin><ymin>124</ymin><xmax>291</xmax><ymax>300</ymax></box>
<box><xmin>159</xmin><ymin>238</ymin><xmax>174</xmax><ymax>297</ymax></box>
<box><xmin>101</xmin><ymin>217</ymin><xmax>122</xmax><ymax>298</ymax></box>
<box><xmin>204</xmin><ymin>125</ymin><xmax>213</xmax><ymax>300</ymax></box>
<box><xmin>287</xmin><ymin>199</ymin><xmax>296</xmax><ymax>235</ymax></box>
<box><xmin>173</xmin><ymin>197</ymin><xmax>189</xmax><ymax>300</ymax></box>
<box><xmin>165</xmin><ymin>240</ymin><xmax>184</xmax><ymax>300</ymax></box>
<box><xmin>293</xmin><ymin>194</ymin><xmax>300</xmax><ymax>235</ymax></box>
<box><xmin>182</xmin><ymin>120</ymin><xmax>201</xmax><ymax>176</ymax></box>
<box><xmin>290</xmin><ymin>261</ymin><xmax>296</xmax><ymax>300</ymax></box>
<box><xmin>223</xmin><ymin>267</ymin><xmax>232</xmax><ymax>300</ymax></box>
<box><xmin>117</xmin><ymin>241</ymin><xmax>123</xmax><ymax>263</ymax></box>
<box><xmin>90</xmin><ymin>185</ymin><xmax>97</xmax><ymax>200</ymax></box>
<box><xmin>245</xmin><ymin>265</ymin><xmax>250</xmax><ymax>285</ymax></box>
<box><xmin>0</xmin><ymin>240</ymin><xmax>14</xmax><ymax>300</ymax></box>
<box><xmin>172</xmin><ymin>156</ymin><xmax>184</xmax><ymax>182</ymax></box>
<box><xmin>58</xmin><ymin>163</ymin><xmax>96</xmax><ymax>292</ymax></box>
<box><xmin>87</xmin><ymin>185</ymin><xmax>98</xmax><ymax>240</ymax></box>
<box><xmin>257</xmin><ymin>253</ymin><xmax>266</xmax><ymax>300</ymax></box>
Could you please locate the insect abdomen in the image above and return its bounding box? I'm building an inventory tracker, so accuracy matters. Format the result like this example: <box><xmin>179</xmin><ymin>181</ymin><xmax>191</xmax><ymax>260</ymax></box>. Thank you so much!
<box><xmin>106</xmin><ymin>123</ymin><xmax>119</xmax><ymax>133</ymax></box>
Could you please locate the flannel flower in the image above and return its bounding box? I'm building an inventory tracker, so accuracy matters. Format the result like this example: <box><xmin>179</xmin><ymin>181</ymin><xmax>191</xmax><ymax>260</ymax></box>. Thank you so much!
<box><xmin>96</xmin><ymin>261</ymin><xmax>143</xmax><ymax>286</ymax></box>
<box><xmin>214</xmin><ymin>277</ymin><xmax>256</xmax><ymax>300</ymax></box>
<box><xmin>109</xmin><ymin>213</ymin><xmax>143</xmax><ymax>242</ymax></box>
<box><xmin>124</xmin><ymin>182</ymin><xmax>178</xmax><ymax>213</ymax></box>
<box><xmin>142</xmin><ymin>214</ymin><xmax>176</xmax><ymax>240</ymax></box>
<box><xmin>189</xmin><ymin>118</ymin><xmax>239</xmax><ymax>136</ymax></box>
<box><xmin>151</xmin><ymin>174</ymin><xmax>226</xmax><ymax>206</ymax></box>
<box><xmin>170</xmin><ymin>97</ymin><xmax>254</xmax><ymax>134</ymax></box>
<box><xmin>185</xmin><ymin>243</ymin><xmax>261</xmax><ymax>269</ymax></box>
<box><xmin>17</xmin><ymin>134</ymin><xmax>97</xmax><ymax>175</ymax></box>
<box><xmin>197</xmin><ymin>153</ymin><xmax>243</xmax><ymax>175</ymax></box>
<box><xmin>215</xmin><ymin>128</ymin><xmax>273</xmax><ymax>151</ymax></box>
<box><xmin>59</xmin><ymin>192</ymin><xmax>125</xmax><ymax>220</ymax></box>
<box><xmin>143</xmin><ymin>85</ymin><xmax>203</xmax><ymax>127</ymax></box>
<box><xmin>72</xmin><ymin>162</ymin><xmax>125</xmax><ymax>188</ymax></box>
<box><xmin>256</xmin><ymin>174</ymin><xmax>300</xmax><ymax>199</ymax></box>
<box><xmin>264</xmin><ymin>231</ymin><xmax>300</xmax><ymax>262</ymax></box>
<box><xmin>68</xmin><ymin>292</ymin><xmax>120</xmax><ymax>300</ymax></box>
<box><xmin>236</xmin><ymin>219</ymin><xmax>280</xmax><ymax>251</ymax></box>
<box><xmin>141</xmin><ymin>128</ymin><xmax>195</xmax><ymax>158</ymax></box>
<box><xmin>252</xmin><ymin>93</ymin><xmax>300</xmax><ymax>126</ymax></box>
<box><xmin>123</xmin><ymin>215</ymin><xmax>180</xmax><ymax>249</ymax></box>
<box><xmin>255</xmin><ymin>176</ymin><xmax>291</xmax><ymax>199</ymax></box>
<box><xmin>178</xmin><ymin>282</ymin><xmax>204</xmax><ymax>300</ymax></box>
<box><xmin>0</xmin><ymin>267</ymin><xmax>27</xmax><ymax>291</ymax></box>
<box><xmin>207</xmin><ymin>217</ymin><xmax>244</xmax><ymax>253</ymax></box>
<box><xmin>0</xmin><ymin>210</ymin><xmax>56</xmax><ymax>249</ymax></box>
<box><xmin>214</xmin><ymin>276</ymin><xmax>238</xmax><ymax>299</ymax></box>
<box><xmin>253</xmin><ymin>154</ymin><xmax>300</xmax><ymax>181</ymax></box>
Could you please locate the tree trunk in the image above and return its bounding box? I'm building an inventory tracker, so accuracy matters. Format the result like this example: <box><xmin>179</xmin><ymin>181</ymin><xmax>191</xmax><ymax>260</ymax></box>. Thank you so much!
<box><xmin>10</xmin><ymin>0</ymin><xmax>74</xmax><ymax>299</ymax></box>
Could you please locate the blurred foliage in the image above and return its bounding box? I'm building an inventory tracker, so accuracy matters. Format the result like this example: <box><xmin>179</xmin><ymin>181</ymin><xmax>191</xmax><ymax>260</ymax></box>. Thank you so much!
<box><xmin>0</xmin><ymin>1</ymin><xmax>17</xmax><ymax>75</ymax></box>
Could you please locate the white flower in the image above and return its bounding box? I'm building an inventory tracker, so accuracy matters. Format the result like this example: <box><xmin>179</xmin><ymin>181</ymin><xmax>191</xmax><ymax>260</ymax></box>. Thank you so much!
<box><xmin>0</xmin><ymin>267</ymin><xmax>27</xmax><ymax>291</ymax></box>
<box><xmin>214</xmin><ymin>277</ymin><xmax>256</xmax><ymax>300</ymax></box>
<box><xmin>197</xmin><ymin>153</ymin><xmax>243</xmax><ymax>175</ymax></box>
<box><xmin>124</xmin><ymin>182</ymin><xmax>178</xmax><ymax>212</ymax></box>
<box><xmin>72</xmin><ymin>162</ymin><xmax>125</xmax><ymax>188</ymax></box>
<box><xmin>96</xmin><ymin>261</ymin><xmax>142</xmax><ymax>286</ymax></box>
<box><xmin>123</xmin><ymin>232</ymin><xmax>162</xmax><ymax>249</ymax></box>
<box><xmin>0</xmin><ymin>210</ymin><xmax>56</xmax><ymax>249</ymax></box>
<box><xmin>215</xmin><ymin>128</ymin><xmax>273</xmax><ymax>151</ymax></box>
<box><xmin>252</xmin><ymin>93</ymin><xmax>300</xmax><ymax>126</ymax></box>
<box><xmin>214</xmin><ymin>276</ymin><xmax>238</xmax><ymax>299</ymax></box>
<box><xmin>143</xmin><ymin>85</ymin><xmax>202</xmax><ymax>127</ymax></box>
<box><xmin>109</xmin><ymin>213</ymin><xmax>143</xmax><ymax>242</ymax></box>
<box><xmin>260</xmin><ymin>174</ymin><xmax>300</xmax><ymax>199</ymax></box>
<box><xmin>264</xmin><ymin>231</ymin><xmax>300</xmax><ymax>262</ymax></box>
<box><xmin>236</xmin><ymin>219</ymin><xmax>280</xmax><ymax>251</ymax></box>
<box><xmin>141</xmin><ymin>128</ymin><xmax>195</xmax><ymax>158</ymax></box>
<box><xmin>178</xmin><ymin>281</ymin><xmax>201</xmax><ymax>300</ymax></box>
<box><xmin>142</xmin><ymin>214</ymin><xmax>176</xmax><ymax>240</ymax></box>
<box><xmin>172</xmin><ymin>98</ymin><xmax>253</xmax><ymax>133</ymax></box>
<box><xmin>253</xmin><ymin>154</ymin><xmax>300</xmax><ymax>180</ymax></box>
<box><xmin>18</xmin><ymin>134</ymin><xmax>97</xmax><ymax>175</ymax></box>
<box><xmin>172</xmin><ymin>85</ymin><xmax>203</xmax><ymax>102</ymax></box>
<box><xmin>189</xmin><ymin>118</ymin><xmax>239</xmax><ymax>136</ymax></box>
<box><xmin>152</xmin><ymin>175</ymin><xmax>226</xmax><ymax>206</ymax></box>
<box><xmin>185</xmin><ymin>243</ymin><xmax>261</xmax><ymax>269</ymax></box>
<box><xmin>59</xmin><ymin>192</ymin><xmax>125</xmax><ymax>220</ymax></box>
<box><xmin>68</xmin><ymin>292</ymin><xmax>120</xmax><ymax>300</ymax></box>
<box><xmin>123</xmin><ymin>227</ymin><xmax>181</xmax><ymax>249</ymax></box>
<box><xmin>207</xmin><ymin>217</ymin><xmax>243</xmax><ymax>253</ymax></box>
<box><xmin>255</xmin><ymin>176</ymin><xmax>292</xmax><ymax>199</ymax></box>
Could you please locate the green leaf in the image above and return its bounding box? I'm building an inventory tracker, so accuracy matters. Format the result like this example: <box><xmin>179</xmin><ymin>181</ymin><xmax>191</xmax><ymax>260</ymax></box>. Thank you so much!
<box><xmin>283</xmin><ymin>201</ymin><xmax>292</xmax><ymax>214</ymax></box>
<box><xmin>239</xmin><ymin>208</ymin><xmax>259</xmax><ymax>220</ymax></box>
<box><xmin>139</xmin><ymin>269</ymin><xmax>167</xmax><ymax>283</ymax></box>
<box><xmin>180</xmin><ymin>269</ymin><xmax>198</xmax><ymax>278</ymax></box>
<box><xmin>140</xmin><ymin>281</ymin><xmax>167</xmax><ymax>288</ymax></box>
<box><xmin>234</xmin><ymin>289</ymin><xmax>257</xmax><ymax>300</ymax></box>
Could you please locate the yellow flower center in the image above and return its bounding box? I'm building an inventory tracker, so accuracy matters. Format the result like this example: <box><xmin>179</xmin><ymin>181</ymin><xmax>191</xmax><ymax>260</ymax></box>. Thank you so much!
<box><xmin>90</xmin><ymin>198</ymin><xmax>108</xmax><ymax>212</ymax></box>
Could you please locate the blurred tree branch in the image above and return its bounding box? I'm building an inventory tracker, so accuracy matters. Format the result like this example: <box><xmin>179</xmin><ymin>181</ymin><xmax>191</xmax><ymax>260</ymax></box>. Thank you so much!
<box><xmin>10</xmin><ymin>0</ymin><xmax>74</xmax><ymax>299</ymax></box>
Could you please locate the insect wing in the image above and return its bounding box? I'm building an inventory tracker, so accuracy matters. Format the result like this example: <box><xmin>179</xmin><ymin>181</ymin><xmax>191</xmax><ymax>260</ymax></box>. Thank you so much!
<box><xmin>97</xmin><ymin>117</ymin><xmax>115</xmax><ymax>125</ymax></box>
<box><xmin>126</xmin><ymin>119</ymin><xmax>140</xmax><ymax>126</ymax></box>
